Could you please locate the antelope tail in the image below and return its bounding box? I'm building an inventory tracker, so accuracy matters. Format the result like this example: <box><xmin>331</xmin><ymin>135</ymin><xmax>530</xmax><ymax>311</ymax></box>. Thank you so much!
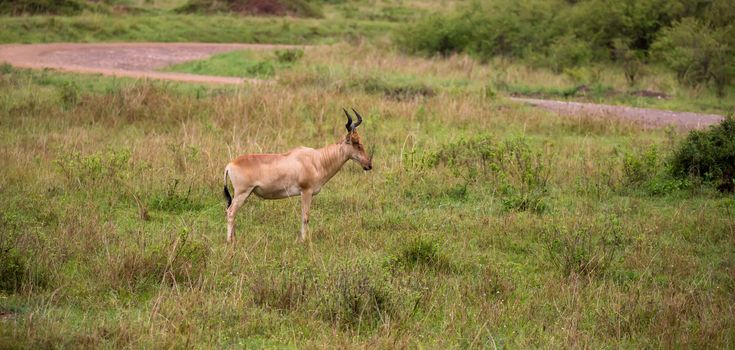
<box><xmin>223</xmin><ymin>168</ymin><xmax>232</xmax><ymax>209</ymax></box>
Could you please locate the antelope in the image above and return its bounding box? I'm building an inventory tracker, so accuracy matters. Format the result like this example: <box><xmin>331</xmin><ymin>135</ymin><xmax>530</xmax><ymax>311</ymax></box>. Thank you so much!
<box><xmin>223</xmin><ymin>108</ymin><xmax>373</xmax><ymax>243</ymax></box>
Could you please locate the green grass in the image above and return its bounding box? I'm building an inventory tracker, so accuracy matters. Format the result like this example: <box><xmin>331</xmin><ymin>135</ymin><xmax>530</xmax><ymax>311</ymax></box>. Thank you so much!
<box><xmin>162</xmin><ymin>49</ymin><xmax>298</xmax><ymax>78</ymax></box>
<box><xmin>1</xmin><ymin>52</ymin><xmax>734</xmax><ymax>347</ymax></box>
<box><xmin>0</xmin><ymin>14</ymin><xmax>395</xmax><ymax>44</ymax></box>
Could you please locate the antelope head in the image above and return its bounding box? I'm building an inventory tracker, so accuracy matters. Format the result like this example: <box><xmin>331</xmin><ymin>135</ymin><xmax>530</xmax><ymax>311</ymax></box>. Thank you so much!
<box><xmin>343</xmin><ymin>108</ymin><xmax>372</xmax><ymax>171</ymax></box>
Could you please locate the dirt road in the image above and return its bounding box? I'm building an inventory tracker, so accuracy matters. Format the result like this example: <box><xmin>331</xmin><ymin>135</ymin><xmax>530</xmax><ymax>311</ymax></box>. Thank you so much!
<box><xmin>0</xmin><ymin>42</ymin><xmax>299</xmax><ymax>84</ymax></box>
<box><xmin>511</xmin><ymin>97</ymin><xmax>724</xmax><ymax>130</ymax></box>
<box><xmin>0</xmin><ymin>43</ymin><xmax>726</xmax><ymax>130</ymax></box>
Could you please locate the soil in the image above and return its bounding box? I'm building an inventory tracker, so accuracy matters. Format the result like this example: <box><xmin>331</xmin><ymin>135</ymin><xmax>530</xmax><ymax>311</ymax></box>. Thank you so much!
<box><xmin>0</xmin><ymin>42</ymin><xmax>300</xmax><ymax>84</ymax></box>
<box><xmin>511</xmin><ymin>97</ymin><xmax>724</xmax><ymax>130</ymax></box>
<box><xmin>0</xmin><ymin>43</ymin><xmax>725</xmax><ymax>130</ymax></box>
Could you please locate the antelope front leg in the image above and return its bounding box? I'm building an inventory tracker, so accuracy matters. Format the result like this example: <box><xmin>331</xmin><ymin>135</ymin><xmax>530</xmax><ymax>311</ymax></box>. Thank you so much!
<box><xmin>299</xmin><ymin>190</ymin><xmax>313</xmax><ymax>242</ymax></box>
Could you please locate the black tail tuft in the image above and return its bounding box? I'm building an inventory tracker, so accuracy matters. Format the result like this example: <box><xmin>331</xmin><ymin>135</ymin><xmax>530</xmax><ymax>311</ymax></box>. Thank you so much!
<box><xmin>224</xmin><ymin>185</ymin><xmax>232</xmax><ymax>209</ymax></box>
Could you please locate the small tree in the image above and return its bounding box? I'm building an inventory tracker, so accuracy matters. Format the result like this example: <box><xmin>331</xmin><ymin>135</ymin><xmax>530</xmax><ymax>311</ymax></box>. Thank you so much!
<box><xmin>612</xmin><ymin>38</ymin><xmax>645</xmax><ymax>87</ymax></box>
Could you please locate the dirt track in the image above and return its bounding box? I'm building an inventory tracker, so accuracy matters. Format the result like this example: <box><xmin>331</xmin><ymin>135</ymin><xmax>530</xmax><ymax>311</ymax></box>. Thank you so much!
<box><xmin>511</xmin><ymin>97</ymin><xmax>725</xmax><ymax>130</ymax></box>
<box><xmin>0</xmin><ymin>42</ymin><xmax>299</xmax><ymax>84</ymax></box>
<box><xmin>0</xmin><ymin>43</ymin><xmax>726</xmax><ymax>130</ymax></box>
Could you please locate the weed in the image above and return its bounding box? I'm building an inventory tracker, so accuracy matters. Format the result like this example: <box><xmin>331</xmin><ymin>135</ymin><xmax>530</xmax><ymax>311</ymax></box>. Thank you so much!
<box><xmin>274</xmin><ymin>48</ymin><xmax>304</xmax><ymax>63</ymax></box>
<box><xmin>251</xmin><ymin>263</ymin><xmax>316</xmax><ymax>311</ymax></box>
<box><xmin>320</xmin><ymin>259</ymin><xmax>417</xmax><ymax>332</ymax></box>
<box><xmin>392</xmin><ymin>238</ymin><xmax>453</xmax><ymax>272</ymax></box>
<box><xmin>545</xmin><ymin>216</ymin><xmax>627</xmax><ymax>280</ymax></box>
<box><xmin>148</xmin><ymin>179</ymin><xmax>203</xmax><ymax>213</ymax></box>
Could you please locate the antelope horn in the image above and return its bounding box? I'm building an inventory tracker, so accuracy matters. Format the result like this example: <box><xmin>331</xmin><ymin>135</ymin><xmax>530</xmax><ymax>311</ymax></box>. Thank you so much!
<box><xmin>351</xmin><ymin>108</ymin><xmax>363</xmax><ymax>128</ymax></box>
<box><xmin>343</xmin><ymin>108</ymin><xmax>353</xmax><ymax>132</ymax></box>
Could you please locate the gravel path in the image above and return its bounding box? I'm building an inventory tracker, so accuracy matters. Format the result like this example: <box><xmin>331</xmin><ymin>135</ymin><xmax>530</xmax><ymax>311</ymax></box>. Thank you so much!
<box><xmin>0</xmin><ymin>43</ymin><xmax>726</xmax><ymax>130</ymax></box>
<box><xmin>511</xmin><ymin>97</ymin><xmax>725</xmax><ymax>130</ymax></box>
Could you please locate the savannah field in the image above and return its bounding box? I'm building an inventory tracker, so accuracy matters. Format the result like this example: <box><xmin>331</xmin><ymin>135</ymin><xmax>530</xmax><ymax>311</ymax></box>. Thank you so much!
<box><xmin>1</xmin><ymin>0</ymin><xmax>735</xmax><ymax>348</ymax></box>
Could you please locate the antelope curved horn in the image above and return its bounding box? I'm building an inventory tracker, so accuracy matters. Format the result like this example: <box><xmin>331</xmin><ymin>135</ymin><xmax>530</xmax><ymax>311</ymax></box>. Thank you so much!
<box><xmin>351</xmin><ymin>108</ymin><xmax>363</xmax><ymax>128</ymax></box>
<box><xmin>343</xmin><ymin>108</ymin><xmax>353</xmax><ymax>132</ymax></box>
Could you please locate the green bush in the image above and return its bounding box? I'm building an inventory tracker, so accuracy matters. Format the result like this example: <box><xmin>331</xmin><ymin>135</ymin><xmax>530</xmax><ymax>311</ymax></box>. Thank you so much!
<box><xmin>546</xmin><ymin>34</ymin><xmax>594</xmax><ymax>73</ymax></box>
<box><xmin>671</xmin><ymin>117</ymin><xmax>735</xmax><ymax>192</ymax></box>
<box><xmin>652</xmin><ymin>18</ymin><xmax>735</xmax><ymax>96</ymax></box>
<box><xmin>394</xmin><ymin>13</ymin><xmax>472</xmax><ymax>57</ymax></box>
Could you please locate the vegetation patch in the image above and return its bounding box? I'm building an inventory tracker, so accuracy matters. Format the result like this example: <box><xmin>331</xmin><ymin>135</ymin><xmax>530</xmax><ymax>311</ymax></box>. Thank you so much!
<box><xmin>391</xmin><ymin>238</ymin><xmax>453</xmax><ymax>273</ymax></box>
<box><xmin>178</xmin><ymin>0</ymin><xmax>323</xmax><ymax>18</ymax></box>
<box><xmin>671</xmin><ymin>117</ymin><xmax>735</xmax><ymax>192</ymax></box>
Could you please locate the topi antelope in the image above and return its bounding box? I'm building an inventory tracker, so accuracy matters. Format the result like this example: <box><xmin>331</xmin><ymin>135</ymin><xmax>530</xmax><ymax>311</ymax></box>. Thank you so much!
<box><xmin>223</xmin><ymin>108</ymin><xmax>372</xmax><ymax>243</ymax></box>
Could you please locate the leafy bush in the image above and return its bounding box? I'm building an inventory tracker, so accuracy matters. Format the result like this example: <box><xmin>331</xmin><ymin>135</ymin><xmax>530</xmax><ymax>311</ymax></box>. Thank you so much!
<box><xmin>671</xmin><ymin>117</ymin><xmax>735</xmax><ymax>192</ymax></box>
<box><xmin>622</xmin><ymin>144</ymin><xmax>689</xmax><ymax>195</ymax></box>
<box><xmin>547</xmin><ymin>34</ymin><xmax>594</xmax><ymax>73</ymax></box>
<box><xmin>652</xmin><ymin>18</ymin><xmax>735</xmax><ymax>96</ymax></box>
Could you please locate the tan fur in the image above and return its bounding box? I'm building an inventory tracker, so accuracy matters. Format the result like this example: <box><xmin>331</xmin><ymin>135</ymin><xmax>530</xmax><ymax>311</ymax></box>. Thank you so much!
<box><xmin>224</xmin><ymin>130</ymin><xmax>371</xmax><ymax>242</ymax></box>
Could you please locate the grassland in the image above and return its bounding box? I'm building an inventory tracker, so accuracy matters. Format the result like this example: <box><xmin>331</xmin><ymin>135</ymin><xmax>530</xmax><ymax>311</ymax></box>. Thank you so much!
<box><xmin>1</xmin><ymin>40</ymin><xmax>734</xmax><ymax>348</ymax></box>
<box><xmin>1</xmin><ymin>0</ymin><xmax>735</xmax><ymax>347</ymax></box>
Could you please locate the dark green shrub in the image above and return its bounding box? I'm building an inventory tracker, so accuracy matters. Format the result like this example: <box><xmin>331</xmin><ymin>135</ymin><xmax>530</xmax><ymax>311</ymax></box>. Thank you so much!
<box><xmin>671</xmin><ymin>117</ymin><xmax>735</xmax><ymax>192</ymax></box>
<box><xmin>547</xmin><ymin>34</ymin><xmax>594</xmax><ymax>73</ymax></box>
<box><xmin>394</xmin><ymin>13</ymin><xmax>472</xmax><ymax>57</ymax></box>
<box><xmin>274</xmin><ymin>49</ymin><xmax>304</xmax><ymax>63</ymax></box>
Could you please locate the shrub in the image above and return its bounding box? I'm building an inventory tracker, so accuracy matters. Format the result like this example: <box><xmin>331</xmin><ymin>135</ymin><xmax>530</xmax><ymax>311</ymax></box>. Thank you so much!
<box><xmin>671</xmin><ymin>117</ymin><xmax>735</xmax><ymax>192</ymax></box>
<box><xmin>546</xmin><ymin>34</ymin><xmax>594</xmax><ymax>73</ymax></box>
<box><xmin>612</xmin><ymin>38</ymin><xmax>645</xmax><ymax>87</ymax></box>
<box><xmin>394</xmin><ymin>13</ymin><xmax>472</xmax><ymax>57</ymax></box>
<box><xmin>274</xmin><ymin>49</ymin><xmax>304</xmax><ymax>64</ymax></box>
<box><xmin>652</xmin><ymin>18</ymin><xmax>734</xmax><ymax>96</ymax></box>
